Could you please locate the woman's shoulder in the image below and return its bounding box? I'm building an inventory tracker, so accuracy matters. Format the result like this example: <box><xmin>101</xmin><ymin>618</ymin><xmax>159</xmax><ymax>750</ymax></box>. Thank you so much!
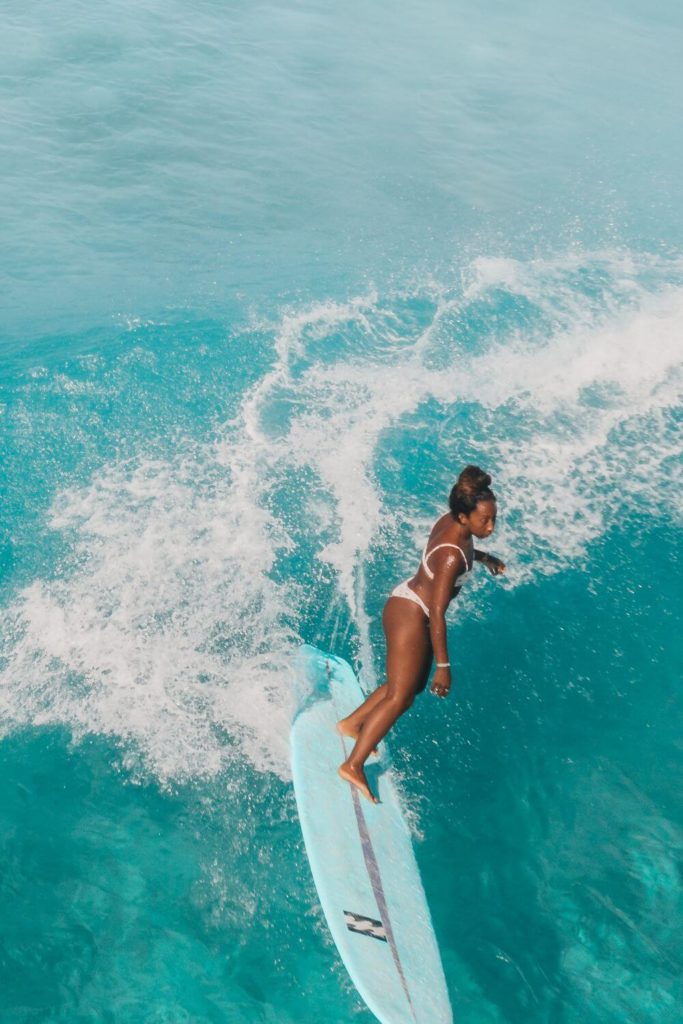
<box><xmin>428</xmin><ymin>513</ymin><xmax>466</xmax><ymax>549</ymax></box>
<box><xmin>431</xmin><ymin>510</ymin><xmax>454</xmax><ymax>535</ymax></box>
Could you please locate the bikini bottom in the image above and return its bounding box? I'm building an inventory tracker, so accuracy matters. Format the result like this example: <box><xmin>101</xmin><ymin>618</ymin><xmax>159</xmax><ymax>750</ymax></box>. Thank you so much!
<box><xmin>390</xmin><ymin>579</ymin><xmax>430</xmax><ymax>619</ymax></box>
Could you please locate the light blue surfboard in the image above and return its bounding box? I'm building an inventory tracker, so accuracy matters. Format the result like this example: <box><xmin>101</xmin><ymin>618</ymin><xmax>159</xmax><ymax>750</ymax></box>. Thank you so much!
<box><xmin>291</xmin><ymin>645</ymin><xmax>453</xmax><ymax>1024</ymax></box>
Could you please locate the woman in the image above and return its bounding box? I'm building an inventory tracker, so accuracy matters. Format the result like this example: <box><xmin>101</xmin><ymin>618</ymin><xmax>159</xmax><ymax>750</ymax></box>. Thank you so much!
<box><xmin>337</xmin><ymin>466</ymin><xmax>506</xmax><ymax>803</ymax></box>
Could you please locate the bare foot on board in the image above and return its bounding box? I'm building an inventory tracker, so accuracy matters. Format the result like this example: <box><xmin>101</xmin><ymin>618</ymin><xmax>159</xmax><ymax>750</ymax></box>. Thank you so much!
<box><xmin>335</xmin><ymin>721</ymin><xmax>378</xmax><ymax>757</ymax></box>
<box><xmin>338</xmin><ymin>763</ymin><xmax>378</xmax><ymax>804</ymax></box>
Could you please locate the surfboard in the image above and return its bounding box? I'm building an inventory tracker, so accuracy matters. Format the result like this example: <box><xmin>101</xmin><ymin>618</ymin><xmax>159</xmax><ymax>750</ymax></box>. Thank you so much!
<box><xmin>291</xmin><ymin>644</ymin><xmax>453</xmax><ymax>1024</ymax></box>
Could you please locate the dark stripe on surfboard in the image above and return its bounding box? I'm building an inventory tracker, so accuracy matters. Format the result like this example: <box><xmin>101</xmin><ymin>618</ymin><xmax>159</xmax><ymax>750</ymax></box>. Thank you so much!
<box><xmin>329</xmin><ymin>660</ymin><xmax>418</xmax><ymax>1023</ymax></box>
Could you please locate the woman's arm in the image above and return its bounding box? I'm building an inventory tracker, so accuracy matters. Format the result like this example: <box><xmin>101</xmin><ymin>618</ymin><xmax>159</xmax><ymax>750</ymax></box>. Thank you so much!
<box><xmin>474</xmin><ymin>549</ymin><xmax>506</xmax><ymax>575</ymax></box>
<box><xmin>428</xmin><ymin>550</ymin><xmax>462</xmax><ymax>698</ymax></box>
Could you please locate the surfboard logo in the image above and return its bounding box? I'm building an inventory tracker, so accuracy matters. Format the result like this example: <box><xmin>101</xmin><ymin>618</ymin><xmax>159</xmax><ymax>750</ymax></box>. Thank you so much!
<box><xmin>343</xmin><ymin>910</ymin><xmax>387</xmax><ymax>942</ymax></box>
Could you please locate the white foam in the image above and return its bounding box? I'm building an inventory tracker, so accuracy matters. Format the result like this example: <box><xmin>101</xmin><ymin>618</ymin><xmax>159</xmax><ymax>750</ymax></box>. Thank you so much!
<box><xmin>1</xmin><ymin>250</ymin><xmax>680</xmax><ymax>783</ymax></box>
<box><xmin>281</xmin><ymin>256</ymin><xmax>682</xmax><ymax>590</ymax></box>
<box><xmin>0</xmin><ymin>450</ymin><xmax>298</xmax><ymax>783</ymax></box>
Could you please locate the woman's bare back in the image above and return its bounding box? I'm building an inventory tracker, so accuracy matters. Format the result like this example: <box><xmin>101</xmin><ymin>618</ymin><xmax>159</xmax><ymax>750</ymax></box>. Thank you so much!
<box><xmin>408</xmin><ymin>512</ymin><xmax>473</xmax><ymax>607</ymax></box>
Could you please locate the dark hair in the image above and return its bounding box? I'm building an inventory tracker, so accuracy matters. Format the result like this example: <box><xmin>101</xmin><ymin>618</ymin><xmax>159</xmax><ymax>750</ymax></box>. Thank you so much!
<box><xmin>449</xmin><ymin>465</ymin><xmax>496</xmax><ymax>518</ymax></box>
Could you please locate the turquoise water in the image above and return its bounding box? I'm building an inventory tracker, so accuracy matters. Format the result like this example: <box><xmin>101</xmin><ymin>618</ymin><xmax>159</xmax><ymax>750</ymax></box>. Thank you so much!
<box><xmin>1</xmin><ymin>1</ymin><xmax>682</xmax><ymax>1021</ymax></box>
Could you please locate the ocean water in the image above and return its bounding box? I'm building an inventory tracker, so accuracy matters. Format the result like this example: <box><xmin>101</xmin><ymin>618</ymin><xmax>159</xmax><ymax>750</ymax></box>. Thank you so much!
<box><xmin>1</xmin><ymin>1</ymin><xmax>682</xmax><ymax>1022</ymax></box>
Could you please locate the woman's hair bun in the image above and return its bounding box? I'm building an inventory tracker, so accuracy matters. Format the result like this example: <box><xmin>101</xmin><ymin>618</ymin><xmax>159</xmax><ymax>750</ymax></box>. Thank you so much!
<box><xmin>457</xmin><ymin>465</ymin><xmax>491</xmax><ymax>494</ymax></box>
<box><xmin>449</xmin><ymin>465</ymin><xmax>495</xmax><ymax>517</ymax></box>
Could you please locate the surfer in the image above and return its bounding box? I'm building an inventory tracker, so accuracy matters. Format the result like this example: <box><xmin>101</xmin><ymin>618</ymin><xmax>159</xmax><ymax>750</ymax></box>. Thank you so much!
<box><xmin>337</xmin><ymin>465</ymin><xmax>506</xmax><ymax>802</ymax></box>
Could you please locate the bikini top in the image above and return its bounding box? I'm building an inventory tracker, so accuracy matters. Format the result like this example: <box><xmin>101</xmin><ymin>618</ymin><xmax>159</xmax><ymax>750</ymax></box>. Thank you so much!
<box><xmin>421</xmin><ymin>542</ymin><xmax>473</xmax><ymax>587</ymax></box>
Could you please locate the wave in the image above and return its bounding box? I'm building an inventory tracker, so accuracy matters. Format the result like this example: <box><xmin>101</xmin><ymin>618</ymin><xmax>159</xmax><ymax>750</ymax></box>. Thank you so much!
<box><xmin>1</xmin><ymin>249</ymin><xmax>681</xmax><ymax>783</ymax></box>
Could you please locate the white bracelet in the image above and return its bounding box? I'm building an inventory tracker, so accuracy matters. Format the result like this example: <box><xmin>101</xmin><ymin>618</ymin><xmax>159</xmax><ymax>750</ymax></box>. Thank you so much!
<box><xmin>436</xmin><ymin>662</ymin><xmax>450</xmax><ymax>668</ymax></box>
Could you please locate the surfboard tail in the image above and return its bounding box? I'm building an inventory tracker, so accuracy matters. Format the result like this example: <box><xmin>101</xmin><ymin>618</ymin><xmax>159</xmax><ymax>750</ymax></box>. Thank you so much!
<box><xmin>291</xmin><ymin>646</ymin><xmax>454</xmax><ymax>1024</ymax></box>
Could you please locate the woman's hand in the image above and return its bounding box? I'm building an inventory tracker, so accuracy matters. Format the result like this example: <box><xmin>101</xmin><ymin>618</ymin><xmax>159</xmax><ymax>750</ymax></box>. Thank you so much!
<box><xmin>431</xmin><ymin>666</ymin><xmax>452</xmax><ymax>699</ymax></box>
<box><xmin>483</xmin><ymin>554</ymin><xmax>506</xmax><ymax>576</ymax></box>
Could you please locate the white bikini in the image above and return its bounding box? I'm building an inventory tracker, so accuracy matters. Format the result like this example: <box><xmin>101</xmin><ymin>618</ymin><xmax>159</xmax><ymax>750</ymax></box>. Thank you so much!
<box><xmin>390</xmin><ymin>542</ymin><xmax>473</xmax><ymax>619</ymax></box>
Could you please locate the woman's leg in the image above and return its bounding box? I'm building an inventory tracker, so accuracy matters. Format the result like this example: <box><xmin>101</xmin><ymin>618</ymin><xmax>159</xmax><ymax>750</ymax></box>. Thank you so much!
<box><xmin>338</xmin><ymin>598</ymin><xmax>432</xmax><ymax>802</ymax></box>
<box><xmin>336</xmin><ymin>682</ymin><xmax>388</xmax><ymax>749</ymax></box>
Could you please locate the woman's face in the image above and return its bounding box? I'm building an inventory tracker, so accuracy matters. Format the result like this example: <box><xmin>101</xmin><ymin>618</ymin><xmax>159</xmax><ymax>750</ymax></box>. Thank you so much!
<box><xmin>464</xmin><ymin>499</ymin><xmax>497</xmax><ymax>538</ymax></box>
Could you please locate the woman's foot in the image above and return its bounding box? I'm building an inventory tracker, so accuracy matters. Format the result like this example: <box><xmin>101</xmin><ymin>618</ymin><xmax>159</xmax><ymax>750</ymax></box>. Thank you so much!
<box><xmin>338</xmin><ymin>762</ymin><xmax>378</xmax><ymax>804</ymax></box>
<box><xmin>336</xmin><ymin>720</ymin><xmax>379</xmax><ymax>757</ymax></box>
